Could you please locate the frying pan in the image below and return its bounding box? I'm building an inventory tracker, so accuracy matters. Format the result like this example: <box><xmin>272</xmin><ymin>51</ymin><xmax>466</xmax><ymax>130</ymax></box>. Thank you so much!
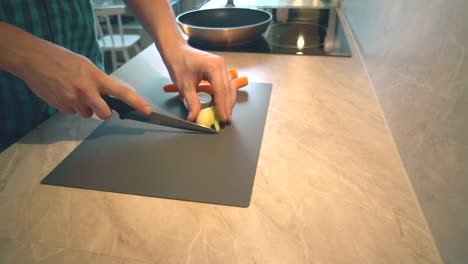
<box><xmin>176</xmin><ymin>8</ymin><xmax>272</xmax><ymax>46</ymax></box>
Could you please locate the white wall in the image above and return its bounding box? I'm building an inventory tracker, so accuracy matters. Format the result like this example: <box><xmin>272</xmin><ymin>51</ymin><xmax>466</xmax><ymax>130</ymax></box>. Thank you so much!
<box><xmin>342</xmin><ymin>1</ymin><xmax>468</xmax><ymax>263</ymax></box>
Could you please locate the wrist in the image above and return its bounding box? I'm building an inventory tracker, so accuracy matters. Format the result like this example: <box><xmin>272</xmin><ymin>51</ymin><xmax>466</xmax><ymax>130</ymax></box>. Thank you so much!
<box><xmin>154</xmin><ymin>33</ymin><xmax>194</xmax><ymax>72</ymax></box>
<box><xmin>157</xmin><ymin>37</ymin><xmax>188</xmax><ymax>60</ymax></box>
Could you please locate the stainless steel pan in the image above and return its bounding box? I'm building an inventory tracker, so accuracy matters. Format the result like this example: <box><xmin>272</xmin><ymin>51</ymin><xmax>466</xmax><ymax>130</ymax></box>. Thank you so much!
<box><xmin>176</xmin><ymin>8</ymin><xmax>272</xmax><ymax>46</ymax></box>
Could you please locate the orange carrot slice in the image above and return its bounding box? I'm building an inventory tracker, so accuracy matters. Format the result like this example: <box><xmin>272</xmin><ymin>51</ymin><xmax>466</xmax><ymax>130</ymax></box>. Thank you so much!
<box><xmin>227</xmin><ymin>69</ymin><xmax>238</xmax><ymax>79</ymax></box>
<box><xmin>163</xmin><ymin>69</ymin><xmax>239</xmax><ymax>92</ymax></box>
<box><xmin>175</xmin><ymin>76</ymin><xmax>249</xmax><ymax>101</ymax></box>
<box><xmin>234</xmin><ymin>76</ymin><xmax>248</xmax><ymax>89</ymax></box>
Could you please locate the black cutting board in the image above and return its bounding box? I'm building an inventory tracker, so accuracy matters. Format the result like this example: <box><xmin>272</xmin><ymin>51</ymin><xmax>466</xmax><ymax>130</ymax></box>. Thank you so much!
<box><xmin>41</xmin><ymin>80</ymin><xmax>272</xmax><ymax>207</ymax></box>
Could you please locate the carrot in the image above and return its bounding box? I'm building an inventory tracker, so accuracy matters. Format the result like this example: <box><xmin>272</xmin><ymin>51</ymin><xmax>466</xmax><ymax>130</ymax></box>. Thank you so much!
<box><xmin>163</xmin><ymin>82</ymin><xmax>212</xmax><ymax>93</ymax></box>
<box><xmin>175</xmin><ymin>76</ymin><xmax>249</xmax><ymax>101</ymax></box>
<box><xmin>163</xmin><ymin>69</ymin><xmax>239</xmax><ymax>92</ymax></box>
<box><xmin>163</xmin><ymin>83</ymin><xmax>179</xmax><ymax>92</ymax></box>
<box><xmin>234</xmin><ymin>76</ymin><xmax>248</xmax><ymax>89</ymax></box>
<box><xmin>227</xmin><ymin>69</ymin><xmax>238</xmax><ymax>79</ymax></box>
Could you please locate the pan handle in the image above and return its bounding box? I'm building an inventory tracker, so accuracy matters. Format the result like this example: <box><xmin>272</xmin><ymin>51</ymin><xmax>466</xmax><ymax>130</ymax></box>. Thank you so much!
<box><xmin>225</xmin><ymin>0</ymin><xmax>235</xmax><ymax>7</ymax></box>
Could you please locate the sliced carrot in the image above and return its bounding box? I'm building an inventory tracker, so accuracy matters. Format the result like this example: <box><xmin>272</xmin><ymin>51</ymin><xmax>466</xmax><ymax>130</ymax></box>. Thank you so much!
<box><xmin>162</xmin><ymin>68</ymin><xmax>247</xmax><ymax>102</ymax></box>
<box><xmin>164</xmin><ymin>69</ymin><xmax>239</xmax><ymax>92</ymax></box>
<box><xmin>164</xmin><ymin>82</ymin><xmax>212</xmax><ymax>93</ymax></box>
<box><xmin>234</xmin><ymin>76</ymin><xmax>248</xmax><ymax>89</ymax></box>
<box><xmin>163</xmin><ymin>83</ymin><xmax>178</xmax><ymax>92</ymax></box>
<box><xmin>200</xmin><ymin>69</ymin><xmax>237</xmax><ymax>82</ymax></box>
<box><xmin>227</xmin><ymin>69</ymin><xmax>238</xmax><ymax>79</ymax></box>
<box><xmin>176</xmin><ymin>76</ymin><xmax>249</xmax><ymax>101</ymax></box>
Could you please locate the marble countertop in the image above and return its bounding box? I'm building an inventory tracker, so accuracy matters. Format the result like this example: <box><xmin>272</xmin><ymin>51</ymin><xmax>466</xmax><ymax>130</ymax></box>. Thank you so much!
<box><xmin>0</xmin><ymin>10</ymin><xmax>442</xmax><ymax>264</ymax></box>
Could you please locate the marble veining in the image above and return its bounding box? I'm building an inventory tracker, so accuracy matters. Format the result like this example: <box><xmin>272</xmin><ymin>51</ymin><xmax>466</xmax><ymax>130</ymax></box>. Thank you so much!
<box><xmin>0</xmin><ymin>10</ymin><xmax>442</xmax><ymax>264</ymax></box>
<box><xmin>0</xmin><ymin>237</ymin><xmax>149</xmax><ymax>263</ymax></box>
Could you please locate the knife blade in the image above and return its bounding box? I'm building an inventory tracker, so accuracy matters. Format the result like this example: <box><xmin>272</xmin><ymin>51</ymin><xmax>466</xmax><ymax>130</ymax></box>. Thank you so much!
<box><xmin>102</xmin><ymin>95</ymin><xmax>218</xmax><ymax>134</ymax></box>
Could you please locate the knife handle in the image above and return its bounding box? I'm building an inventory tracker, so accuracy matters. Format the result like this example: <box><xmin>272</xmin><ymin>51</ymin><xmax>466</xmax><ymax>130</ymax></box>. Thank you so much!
<box><xmin>102</xmin><ymin>95</ymin><xmax>134</xmax><ymax>119</ymax></box>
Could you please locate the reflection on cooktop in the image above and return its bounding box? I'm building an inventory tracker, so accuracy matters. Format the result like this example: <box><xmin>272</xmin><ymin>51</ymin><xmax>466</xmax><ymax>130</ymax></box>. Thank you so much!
<box><xmin>188</xmin><ymin>37</ymin><xmax>271</xmax><ymax>53</ymax></box>
<box><xmin>187</xmin><ymin>8</ymin><xmax>351</xmax><ymax>57</ymax></box>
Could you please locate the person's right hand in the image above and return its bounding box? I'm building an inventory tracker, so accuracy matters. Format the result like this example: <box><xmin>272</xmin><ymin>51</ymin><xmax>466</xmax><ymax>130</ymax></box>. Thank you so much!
<box><xmin>0</xmin><ymin>22</ymin><xmax>151</xmax><ymax>120</ymax></box>
<box><xmin>19</xmin><ymin>44</ymin><xmax>152</xmax><ymax>119</ymax></box>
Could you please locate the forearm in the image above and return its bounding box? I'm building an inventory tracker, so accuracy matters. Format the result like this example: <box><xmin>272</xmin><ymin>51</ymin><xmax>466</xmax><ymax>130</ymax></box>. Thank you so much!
<box><xmin>0</xmin><ymin>22</ymin><xmax>70</xmax><ymax>80</ymax></box>
<box><xmin>124</xmin><ymin>0</ymin><xmax>186</xmax><ymax>58</ymax></box>
<box><xmin>0</xmin><ymin>22</ymin><xmax>37</xmax><ymax>78</ymax></box>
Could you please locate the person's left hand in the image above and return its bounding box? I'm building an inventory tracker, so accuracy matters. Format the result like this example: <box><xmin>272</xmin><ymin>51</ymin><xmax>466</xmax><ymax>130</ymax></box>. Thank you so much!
<box><xmin>162</xmin><ymin>44</ymin><xmax>236</xmax><ymax>123</ymax></box>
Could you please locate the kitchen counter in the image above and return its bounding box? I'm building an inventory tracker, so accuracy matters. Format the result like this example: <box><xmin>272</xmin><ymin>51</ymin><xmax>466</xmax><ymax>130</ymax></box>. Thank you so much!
<box><xmin>0</xmin><ymin>10</ymin><xmax>442</xmax><ymax>264</ymax></box>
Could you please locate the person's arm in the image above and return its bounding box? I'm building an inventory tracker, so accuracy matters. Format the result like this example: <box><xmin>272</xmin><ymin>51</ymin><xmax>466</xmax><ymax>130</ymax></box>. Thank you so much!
<box><xmin>0</xmin><ymin>21</ymin><xmax>152</xmax><ymax>119</ymax></box>
<box><xmin>124</xmin><ymin>0</ymin><xmax>236</xmax><ymax>122</ymax></box>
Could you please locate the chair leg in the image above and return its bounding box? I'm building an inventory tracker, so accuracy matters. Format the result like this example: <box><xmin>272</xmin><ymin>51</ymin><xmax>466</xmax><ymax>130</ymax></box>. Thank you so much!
<box><xmin>134</xmin><ymin>43</ymin><xmax>141</xmax><ymax>54</ymax></box>
<box><xmin>110</xmin><ymin>50</ymin><xmax>117</xmax><ymax>72</ymax></box>
<box><xmin>122</xmin><ymin>49</ymin><xmax>130</xmax><ymax>63</ymax></box>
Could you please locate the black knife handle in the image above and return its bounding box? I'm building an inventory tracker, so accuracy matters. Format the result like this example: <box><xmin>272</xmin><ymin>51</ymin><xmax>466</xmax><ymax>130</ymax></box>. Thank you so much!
<box><xmin>102</xmin><ymin>95</ymin><xmax>135</xmax><ymax>119</ymax></box>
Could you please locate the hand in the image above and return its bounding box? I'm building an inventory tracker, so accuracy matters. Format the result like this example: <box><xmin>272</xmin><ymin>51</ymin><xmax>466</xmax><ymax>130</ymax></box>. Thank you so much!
<box><xmin>18</xmin><ymin>43</ymin><xmax>152</xmax><ymax>119</ymax></box>
<box><xmin>122</xmin><ymin>1</ymin><xmax>236</xmax><ymax>122</ymax></box>
<box><xmin>163</xmin><ymin>44</ymin><xmax>236</xmax><ymax>123</ymax></box>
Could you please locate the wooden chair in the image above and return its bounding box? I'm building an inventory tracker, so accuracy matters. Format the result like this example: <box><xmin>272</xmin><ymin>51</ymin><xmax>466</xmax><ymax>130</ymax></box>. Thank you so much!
<box><xmin>94</xmin><ymin>6</ymin><xmax>141</xmax><ymax>72</ymax></box>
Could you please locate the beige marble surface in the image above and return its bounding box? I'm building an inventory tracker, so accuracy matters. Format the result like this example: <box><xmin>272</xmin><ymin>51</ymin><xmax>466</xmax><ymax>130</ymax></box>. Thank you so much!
<box><xmin>0</xmin><ymin>10</ymin><xmax>442</xmax><ymax>264</ymax></box>
<box><xmin>342</xmin><ymin>1</ymin><xmax>468</xmax><ymax>263</ymax></box>
<box><xmin>0</xmin><ymin>237</ymin><xmax>146</xmax><ymax>264</ymax></box>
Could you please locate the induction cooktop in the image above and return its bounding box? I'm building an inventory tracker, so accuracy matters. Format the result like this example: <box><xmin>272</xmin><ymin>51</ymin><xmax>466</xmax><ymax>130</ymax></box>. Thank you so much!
<box><xmin>187</xmin><ymin>8</ymin><xmax>352</xmax><ymax>57</ymax></box>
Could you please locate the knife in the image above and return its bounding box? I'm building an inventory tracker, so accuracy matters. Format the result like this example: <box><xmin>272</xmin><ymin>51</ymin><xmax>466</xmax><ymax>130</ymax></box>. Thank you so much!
<box><xmin>102</xmin><ymin>95</ymin><xmax>218</xmax><ymax>134</ymax></box>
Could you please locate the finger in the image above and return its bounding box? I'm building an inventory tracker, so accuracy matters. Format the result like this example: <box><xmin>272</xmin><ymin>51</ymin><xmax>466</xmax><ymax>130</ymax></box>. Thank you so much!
<box><xmin>209</xmin><ymin>68</ymin><xmax>229</xmax><ymax>122</ymax></box>
<box><xmin>218</xmin><ymin>69</ymin><xmax>232</xmax><ymax>123</ymax></box>
<box><xmin>99</xmin><ymin>75</ymin><xmax>152</xmax><ymax>115</ymax></box>
<box><xmin>182</xmin><ymin>85</ymin><xmax>201</xmax><ymax>122</ymax></box>
<box><xmin>230</xmin><ymin>78</ymin><xmax>237</xmax><ymax>118</ymax></box>
<box><xmin>74</xmin><ymin>104</ymin><xmax>94</xmax><ymax>118</ymax></box>
<box><xmin>87</xmin><ymin>95</ymin><xmax>113</xmax><ymax>120</ymax></box>
<box><xmin>59</xmin><ymin>107</ymin><xmax>76</xmax><ymax>115</ymax></box>
<box><xmin>223</xmin><ymin>70</ymin><xmax>234</xmax><ymax>123</ymax></box>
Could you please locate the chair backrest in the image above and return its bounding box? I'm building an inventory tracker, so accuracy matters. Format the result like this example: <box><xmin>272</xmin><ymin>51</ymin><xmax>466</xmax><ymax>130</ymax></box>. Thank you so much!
<box><xmin>94</xmin><ymin>6</ymin><xmax>126</xmax><ymax>47</ymax></box>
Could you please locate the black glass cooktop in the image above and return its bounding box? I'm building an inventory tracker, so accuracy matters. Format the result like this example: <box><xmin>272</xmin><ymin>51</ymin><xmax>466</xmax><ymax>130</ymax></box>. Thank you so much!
<box><xmin>188</xmin><ymin>8</ymin><xmax>351</xmax><ymax>57</ymax></box>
